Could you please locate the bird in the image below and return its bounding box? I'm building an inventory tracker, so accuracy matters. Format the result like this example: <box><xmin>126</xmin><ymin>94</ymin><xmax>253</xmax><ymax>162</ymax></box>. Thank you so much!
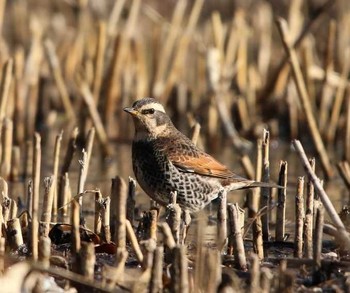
<box><xmin>124</xmin><ymin>97</ymin><xmax>279</xmax><ymax>213</ymax></box>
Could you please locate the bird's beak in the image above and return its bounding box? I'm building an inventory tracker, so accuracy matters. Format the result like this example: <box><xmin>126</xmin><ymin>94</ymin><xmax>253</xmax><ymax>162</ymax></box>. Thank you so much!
<box><xmin>123</xmin><ymin>107</ymin><xmax>138</xmax><ymax>116</ymax></box>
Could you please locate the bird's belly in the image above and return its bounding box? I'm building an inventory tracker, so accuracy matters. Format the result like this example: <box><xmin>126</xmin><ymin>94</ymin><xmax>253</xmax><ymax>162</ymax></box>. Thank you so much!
<box><xmin>133</xmin><ymin>156</ymin><xmax>222</xmax><ymax>212</ymax></box>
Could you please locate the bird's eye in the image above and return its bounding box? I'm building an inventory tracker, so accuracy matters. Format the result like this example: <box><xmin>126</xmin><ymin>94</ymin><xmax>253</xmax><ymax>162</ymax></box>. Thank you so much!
<box><xmin>142</xmin><ymin>108</ymin><xmax>155</xmax><ymax>115</ymax></box>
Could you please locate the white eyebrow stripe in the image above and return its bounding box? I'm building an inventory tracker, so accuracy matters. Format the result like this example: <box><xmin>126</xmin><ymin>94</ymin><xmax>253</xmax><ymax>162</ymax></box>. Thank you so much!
<box><xmin>139</xmin><ymin>103</ymin><xmax>166</xmax><ymax>113</ymax></box>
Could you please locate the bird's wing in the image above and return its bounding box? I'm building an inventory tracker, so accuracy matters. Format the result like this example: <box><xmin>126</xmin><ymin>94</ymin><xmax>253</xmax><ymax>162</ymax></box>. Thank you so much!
<box><xmin>169</xmin><ymin>151</ymin><xmax>236</xmax><ymax>179</ymax></box>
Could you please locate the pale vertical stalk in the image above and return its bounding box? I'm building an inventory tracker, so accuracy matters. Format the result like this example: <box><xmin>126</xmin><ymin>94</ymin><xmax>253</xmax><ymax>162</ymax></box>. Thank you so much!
<box><xmin>40</xmin><ymin>176</ymin><xmax>55</xmax><ymax>237</ymax></box>
<box><xmin>150</xmin><ymin>246</ymin><xmax>163</xmax><ymax>293</ymax></box>
<box><xmin>260</xmin><ymin>130</ymin><xmax>270</xmax><ymax>241</ymax></box>
<box><xmin>314</xmin><ymin>201</ymin><xmax>324</xmax><ymax>268</ymax></box>
<box><xmin>31</xmin><ymin>133</ymin><xmax>41</xmax><ymax>261</ymax></box>
<box><xmin>217</xmin><ymin>190</ymin><xmax>227</xmax><ymax>251</ymax></box>
<box><xmin>79</xmin><ymin>242</ymin><xmax>95</xmax><ymax>280</ymax></box>
<box><xmin>0</xmin><ymin>59</ymin><xmax>14</xmax><ymax>121</ymax></box>
<box><xmin>38</xmin><ymin>236</ymin><xmax>51</xmax><ymax>269</ymax></box>
<box><xmin>112</xmin><ymin>176</ymin><xmax>127</xmax><ymax>250</ymax></box>
<box><xmin>0</xmin><ymin>118</ymin><xmax>13</xmax><ymax>179</ymax></box>
<box><xmin>276</xmin><ymin>18</ymin><xmax>333</xmax><ymax>178</ymax></box>
<box><xmin>304</xmin><ymin>158</ymin><xmax>315</xmax><ymax>258</ymax></box>
<box><xmin>294</xmin><ymin>177</ymin><xmax>304</xmax><ymax>258</ymax></box>
<box><xmin>227</xmin><ymin>203</ymin><xmax>247</xmax><ymax>270</ymax></box>
<box><xmin>92</xmin><ymin>22</ymin><xmax>106</xmax><ymax>103</ymax></box>
<box><xmin>44</xmin><ymin>39</ymin><xmax>75</xmax><ymax>120</ymax></box>
<box><xmin>52</xmin><ymin>132</ymin><xmax>62</xmax><ymax>223</ymax></box>
<box><xmin>170</xmin><ymin>245</ymin><xmax>189</xmax><ymax>293</ymax></box>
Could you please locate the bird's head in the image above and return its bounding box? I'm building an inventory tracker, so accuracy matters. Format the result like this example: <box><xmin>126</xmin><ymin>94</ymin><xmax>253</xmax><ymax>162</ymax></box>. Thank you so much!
<box><xmin>124</xmin><ymin>98</ymin><xmax>174</xmax><ymax>140</ymax></box>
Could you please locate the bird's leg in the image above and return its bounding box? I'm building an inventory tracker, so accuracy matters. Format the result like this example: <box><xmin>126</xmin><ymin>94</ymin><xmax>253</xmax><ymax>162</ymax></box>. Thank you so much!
<box><xmin>181</xmin><ymin>210</ymin><xmax>192</xmax><ymax>245</ymax></box>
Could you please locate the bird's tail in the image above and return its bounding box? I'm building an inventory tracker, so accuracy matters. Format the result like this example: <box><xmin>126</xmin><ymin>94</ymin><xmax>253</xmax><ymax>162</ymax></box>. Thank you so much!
<box><xmin>244</xmin><ymin>181</ymin><xmax>284</xmax><ymax>189</ymax></box>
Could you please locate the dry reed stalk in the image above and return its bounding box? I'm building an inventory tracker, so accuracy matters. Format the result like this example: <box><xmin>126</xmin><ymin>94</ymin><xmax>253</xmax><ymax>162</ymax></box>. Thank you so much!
<box><xmin>318</xmin><ymin>20</ymin><xmax>336</xmax><ymax>134</ymax></box>
<box><xmin>107</xmin><ymin>0</ymin><xmax>126</xmax><ymax>36</ymax></box>
<box><xmin>24</xmin><ymin>21</ymin><xmax>42</xmax><ymax>139</ymax></box>
<box><xmin>190</xmin><ymin>122</ymin><xmax>201</xmax><ymax>146</ymax></box>
<box><xmin>256</xmin><ymin>3</ymin><xmax>272</xmax><ymax>84</ymax></box>
<box><xmin>112</xmin><ymin>176</ymin><xmax>127</xmax><ymax>250</ymax></box>
<box><xmin>259</xmin><ymin>0</ymin><xmax>335</xmax><ymax>100</ymax></box>
<box><xmin>302</xmin><ymin>39</ymin><xmax>316</xmax><ymax>104</ymax></box>
<box><xmin>248</xmin><ymin>139</ymin><xmax>262</xmax><ymax>216</ymax></box>
<box><xmin>127</xmin><ymin>177</ymin><xmax>136</xmax><ymax>225</ymax></box>
<box><xmin>260</xmin><ymin>267</ymin><xmax>273</xmax><ymax>293</ymax></box>
<box><xmin>24</xmin><ymin>140</ymin><xmax>33</xmax><ymax>181</ymax></box>
<box><xmin>240</xmin><ymin>155</ymin><xmax>255</xmax><ymax>180</ymax></box>
<box><xmin>181</xmin><ymin>210</ymin><xmax>191</xmax><ymax>245</ymax></box>
<box><xmin>13</xmin><ymin>48</ymin><xmax>25</xmax><ymax>145</ymax></box>
<box><xmin>101</xmin><ymin>196</ymin><xmax>111</xmax><ymax>243</ymax></box>
<box><xmin>276</xmin><ymin>18</ymin><xmax>333</xmax><ymax>179</ymax></box>
<box><xmin>170</xmin><ymin>245</ymin><xmax>189</xmax><ymax>293</ymax></box>
<box><xmin>84</xmin><ymin>127</ymin><xmax>95</xmax><ymax>174</ymax></box>
<box><xmin>327</xmin><ymin>49</ymin><xmax>350</xmax><ymax>143</ymax></box>
<box><xmin>134</xmin><ymin>37</ymin><xmax>149</xmax><ymax>98</ymax></box>
<box><xmin>294</xmin><ymin>176</ymin><xmax>304</xmax><ymax>258</ymax></box>
<box><xmin>44</xmin><ymin>39</ymin><xmax>75</xmax><ymax>120</ymax></box>
<box><xmin>38</xmin><ymin>236</ymin><xmax>51</xmax><ymax>269</ymax></box>
<box><xmin>206</xmin><ymin>249</ymin><xmax>222</xmax><ymax>293</ymax></box>
<box><xmin>79</xmin><ymin>242</ymin><xmax>95</xmax><ymax>280</ymax></box>
<box><xmin>158</xmin><ymin>222</ymin><xmax>176</xmax><ymax>250</ymax></box>
<box><xmin>78</xmin><ymin>79</ymin><xmax>111</xmax><ymax>157</ymax></box>
<box><xmin>260</xmin><ymin>130</ymin><xmax>270</xmax><ymax>242</ymax></box>
<box><xmin>26</xmin><ymin>179</ymin><xmax>33</xmax><ymax>219</ymax></box>
<box><xmin>0</xmin><ymin>118</ymin><xmax>13</xmax><ymax>179</ymax></box>
<box><xmin>0</xmin><ymin>201</ymin><xmax>2</xmax><ymax>238</ymax></box>
<box><xmin>31</xmin><ymin>133</ymin><xmax>41</xmax><ymax>261</ymax></box>
<box><xmin>214</xmin><ymin>93</ymin><xmax>252</xmax><ymax>151</ymax></box>
<box><xmin>6</xmin><ymin>217</ymin><xmax>23</xmax><ymax>250</ymax></box>
<box><xmin>276</xmin><ymin>161</ymin><xmax>287</xmax><ymax>241</ymax></box>
<box><xmin>0</xmin><ymin>59</ymin><xmax>13</xmax><ymax>122</ymax></box>
<box><xmin>162</xmin><ymin>0</ymin><xmax>204</xmax><ymax>101</ymax></box>
<box><xmin>126</xmin><ymin>219</ymin><xmax>143</xmax><ymax>264</ymax></box>
<box><xmin>235</xmin><ymin>11</ymin><xmax>248</xmax><ymax>94</ymax></box>
<box><xmin>92</xmin><ymin>21</ymin><xmax>106</xmax><ymax>103</ymax></box>
<box><xmin>94</xmin><ymin>190</ymin><xmax>103</xmax><ymax>236</ymax></box>
<box><xmin>105</xmin><ymin>0</ymin><xmax>140</xmax><ymax>134</ymax></box>
<box><xmin>304</xmin><ymin>158</ymin><xmax>315</xmax><ymax>258</ymax></box>
<box><xmin>249</xmin><ymin>253</ymin><xmax>261</xmax><ymax>293</ymax></box>
<box><xmin>149</xmin><ymin>246</ymin><xmax>163</xmax><ymax>293</ymax></box>
<box><xmin>77</xmin><ymin>150</ymin><xmax>87</xmax><ymax>220</ymax></box>
<box><xmin>149</xmin><ymin>209</ymin><xmax>158</xmax><ymax>241</ymax></box>
<box><xmin>152</xmin><ymin>0</ymin><xmax>187</xmax><ymax>97</ymax></box>
<box><xmin>166</xmin><ymin>191</ymin><xmax>182</xmax><ymax>244</ymax></box>
<box><xmin>60</xmin><ymin>172</ymin><xmax>71</xmax><ymax>222</ymax></box>
<box><xmin>193</xmin><ymin>212</ymin><xmax>207</xmax><ymax>291</ymax></box>
<box><xmin>252</xmin><ymin>142</ymin><xmax>264</xmax><ymax>259</ymax></box>
<box><xmin>51</xmin><ymin>132</ymin><xmax>62</xmax><ymax>223</ymax></box>
<box><xmin>10</xmin><ymin>146</ymin><xmax>20</xmax><ymax>181</ymax></box>
<box><xmin>217</xmin><ymin>190</ymin><xmax>227</xmax><ymax>251</ymax></box>
<box><xmin>227</xmin><ymin>203</ymin><xmax>247</xmax><ymax>270</ymax></box>
<box><xmin>292</xmin><ymin>139</ymin><xmax>350</xmax><ymax>249</ymax></box>
<box><xmin>40</xmin><ymin>176</ymin><xmax>55</xmax><ymax>237</ymax></box>
<box><xmin>71</xmin><ymin>200</ymin><xmax>81</xmax><ymax>256</ymax></box>
<box><xmin>314</xmin><ymin>201</ymin><xmax>324</xmax><ymax>268</ymax></box>
<box><xmin>141</xmin><ymin>239</ymin><xmax>156</xmax><ymax>271</ymax></box>
<box><xmin>211</xmin><ymin>11</ymin><xmax>224</xmax><ymax>58</ymax></box>
<box><xmin>9</xmin><ymin>199</ymin><xmax>17</xmax><ymax>219</ymax></box>
<box><xmin>60</xmin><ymin>127</ymin><xmax>78</xmax><ymax>177</ymax></box>
<box><xmin>345</xmin><ymin>88</ymin><xmax>350</xmax><ymax>162</ymax></box>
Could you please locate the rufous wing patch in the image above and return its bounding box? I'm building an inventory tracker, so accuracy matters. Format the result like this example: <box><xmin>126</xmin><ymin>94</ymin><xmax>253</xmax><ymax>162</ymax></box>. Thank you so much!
<box><xmin>170</xmin><ymin>152</ymin><xmax>236</xmax><ymax>179</ymax></box>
